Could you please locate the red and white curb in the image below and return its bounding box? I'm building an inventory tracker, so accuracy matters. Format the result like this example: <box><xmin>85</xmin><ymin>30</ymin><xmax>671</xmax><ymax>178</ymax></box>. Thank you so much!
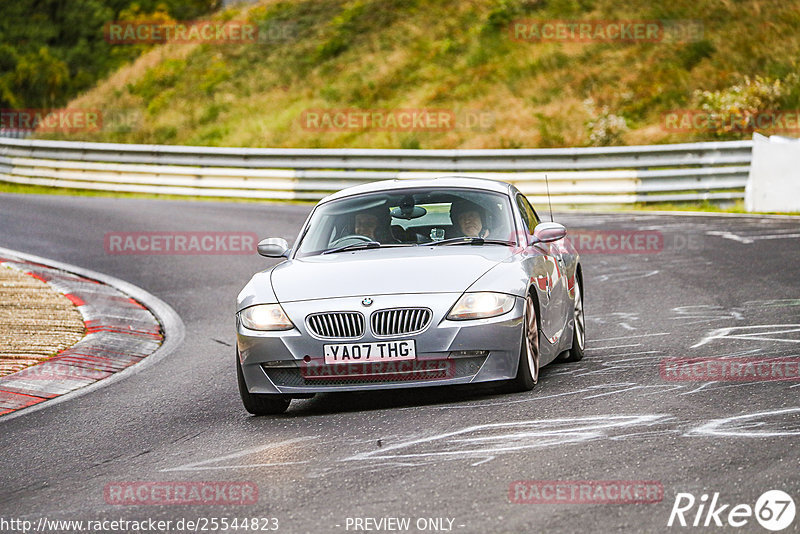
<box><xmin>0</xmin><ymin>248</ymin><xmax>183</xmax><ymax>418</ymax></box>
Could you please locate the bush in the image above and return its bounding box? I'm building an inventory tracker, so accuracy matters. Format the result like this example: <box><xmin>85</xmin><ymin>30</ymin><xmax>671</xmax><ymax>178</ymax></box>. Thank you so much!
<box><xmin>584</xmin><ymin>98</ymin><xmax>628</xmax><ymax>146</ymax></box>
<box><xmin>692</xmin><ymin>74</ymin><xmax>798</xmax><ymax>137</ymax></box>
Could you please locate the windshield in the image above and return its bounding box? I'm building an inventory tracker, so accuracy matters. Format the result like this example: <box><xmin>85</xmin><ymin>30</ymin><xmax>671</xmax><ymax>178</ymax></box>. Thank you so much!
<box><xmin>295</xmin><ymin>187</ymin><xmax>516</xmax><ymax>257</ymax></box>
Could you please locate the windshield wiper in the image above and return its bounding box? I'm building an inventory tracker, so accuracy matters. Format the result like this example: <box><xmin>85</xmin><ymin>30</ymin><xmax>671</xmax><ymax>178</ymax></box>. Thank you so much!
<box><xmin>426</xmin><ymin>237</ymin><xmax>516</xmax><ymax>247</ymax></box>
<box><xmin>322</xmin><ymin>241</ymin><xmax>382</xmax><ymax>255</ymax></box>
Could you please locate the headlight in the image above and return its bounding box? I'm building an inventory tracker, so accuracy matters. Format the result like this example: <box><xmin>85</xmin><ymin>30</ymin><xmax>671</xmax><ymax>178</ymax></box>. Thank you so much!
<box><xmin>447</xmin><ymin>292</ymin><xmax>516</xmax><ymax>320</ymax></box>
<box><xmin>239</xmin><ymin>304</ymin><xmax>294</xmax><ymax>331</ymax></box>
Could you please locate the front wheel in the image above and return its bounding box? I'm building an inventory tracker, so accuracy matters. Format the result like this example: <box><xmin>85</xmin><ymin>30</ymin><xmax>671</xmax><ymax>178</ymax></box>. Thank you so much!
<box><xmin>237</xmin><ymin>355</ymin><xmax>290</xmax><ymax>415</ymax></box>
<box><xmin>508</xmin><ymin>294</ymin><xmax>540</xmax><ymax>392</ymax></box>
<box><xmin>558</xmin><ymin>277</ymin><xmax>585</xmax><ymax>363</ymax></box>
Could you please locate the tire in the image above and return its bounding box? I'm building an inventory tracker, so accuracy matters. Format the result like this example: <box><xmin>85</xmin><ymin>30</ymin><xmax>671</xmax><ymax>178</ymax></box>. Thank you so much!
<box><xmin>558</xmin><ymin>276</ymin><xmax>585</xmax><ymax>363</ymax></box>
<box><xmin>237</xmin><ymin>355</ymin><xmax>291</xmax><ymax>415</ymax></box>
<box><xmin>508</xmin><ymin>293</ymin><xmax>540</xmax><ymax>392</ymax></box>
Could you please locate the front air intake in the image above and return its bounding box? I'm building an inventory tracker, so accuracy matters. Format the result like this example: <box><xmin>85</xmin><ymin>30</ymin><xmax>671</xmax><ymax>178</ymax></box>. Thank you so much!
<box><xmin>370</xmin><ymin>308</ymin><xmax>432</xmax><ymax>337</ymax></box>
<box><xmin>306</xmin><ymin>312</ymin><xmax>365</xmax><ymax>339</ymax></box>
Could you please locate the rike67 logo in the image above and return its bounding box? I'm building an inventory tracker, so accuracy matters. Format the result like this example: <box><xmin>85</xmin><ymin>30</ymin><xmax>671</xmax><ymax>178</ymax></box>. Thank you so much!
<box><xmin>668</xmin><ymin>490</ymin><xmax>795</xmax><ymax>531</ymax></box>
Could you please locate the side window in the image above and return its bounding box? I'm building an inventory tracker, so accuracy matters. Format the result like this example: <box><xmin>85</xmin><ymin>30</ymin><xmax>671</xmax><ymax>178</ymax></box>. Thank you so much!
<box><xmin>515</xmin><ymin>194</ymin><xmax>540</xmax><ymax>235</ymax></box>
<box><xmin>516</xmin><ymin>195</ymin><xmax>532</xmax><ymax>234</ymax></box>
<box><xmin>522</xmin><ymin>196</ymin><xmax>541</xmax><ymax>226</ymax></box>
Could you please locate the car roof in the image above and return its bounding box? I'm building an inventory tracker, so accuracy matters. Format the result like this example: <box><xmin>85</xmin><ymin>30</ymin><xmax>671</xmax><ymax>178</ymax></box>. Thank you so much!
<box><xmin>320</xmin><ymin>176</ymin><xmax>515</xmax><ymax>204</ymax></box>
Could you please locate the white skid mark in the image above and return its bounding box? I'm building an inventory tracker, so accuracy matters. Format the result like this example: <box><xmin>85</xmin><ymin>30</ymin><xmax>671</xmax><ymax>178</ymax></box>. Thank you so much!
<box><xmin>642</xmin><ymin>384</ymin><xmax>685</xmax><ymax>396</ymax></box>
<box><xmin>592</xmin><ymin>333</ymin><xmax>669</xmax><ymax>343</ymax></box>
<box><xmin>687</xmin><ymin>407</ymin><xmax>800</xmax><ymax>437</ymax></box>
<box><xmin>748</xmin><ymin>233</ymin><xmax>800</xmax><ymax>241</ymax></box>
<box><xmin>407</xmin><ymin>386</ymin><xmax>607</xmax><ymax>411</ymax></box>
<box><xmin>743</xmin><ymin>299</ymin><xmax>800</xmax><ymax>309</ymax></box>
<box><xmin>344</xmin><ymin>415</ymin><xmax>669</xmax><ymax>463</ymax></box>
<box><xmin>670</xmin><ymin>305</ymin><xmax>745</xmax><ymax>326</ymax></box>
<box><xmin>595</xmin><ymin>270</ymin><xmax>659</xmax><ymax>283</ymax></box>
<box><xmin>678</xmin><ymin>382</ymin><xmax>718</xmax><ymax>396</ymax></box>
<box><xmin>693</xmin><ymin>324</ymin><xmax>800</xmax><ymax>348</ymax></box>
<box><xmin>583</xmin><ymin>384</ymin><xmax>680</xmax><ymax>399</ymax></box>
<box><xmin>585</xmin><ymin>344</ymin><xmax>641</xmax><ymax>351</ymax></box>
<box><xmin>677</xmin><ymin>380</ymin><xmax>771</xmax><ymax>396</ymax></box>
<box><xmin>162</xmin><ymin>437</ymin><xmax>317</xmax><ymax>472</ymax></box>
<box><xmin>706</xmin><ymin>231</ymin><xmax>753</xmax><ymax>243</ymax></box>
<box><xmin>707</xmin><ymin>230</ymin><xmax>800</xmax><ymax>243</ymax></box>
<box><xmin>608</xmin><ymin>352</ymin><xmax>664</xmax><ymax>363</ymax></box>
<box><xmin>608</xmin><ymin>429</ymin><xmax>681</xmax><ymax>441</ymax></box>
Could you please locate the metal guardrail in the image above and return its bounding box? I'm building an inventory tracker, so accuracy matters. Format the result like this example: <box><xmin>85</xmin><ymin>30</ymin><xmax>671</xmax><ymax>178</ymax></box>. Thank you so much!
<box><xmin>0</xmin><ymin>137</ymin><xmax>753</xmax><ymax>204</ymax></box>
<box><xmin>0</xmin><ymin>130</ymin><xmax>31</xmax><ymax>140</ymax></box>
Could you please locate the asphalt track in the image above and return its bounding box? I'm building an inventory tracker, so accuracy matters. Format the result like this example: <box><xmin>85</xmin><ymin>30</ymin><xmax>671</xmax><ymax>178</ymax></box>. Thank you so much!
<box><xmin>0</xmin><ymin>193</ymin><xmax>798</xmax><ymax>533</ymax></box>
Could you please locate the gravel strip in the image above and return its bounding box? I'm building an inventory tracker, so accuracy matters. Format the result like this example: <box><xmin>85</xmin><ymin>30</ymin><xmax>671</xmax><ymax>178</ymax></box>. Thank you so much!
<box><xmin>0</xmin><ymin>265</ymin><xmax>85</xmax><ymax>377</ymax></box>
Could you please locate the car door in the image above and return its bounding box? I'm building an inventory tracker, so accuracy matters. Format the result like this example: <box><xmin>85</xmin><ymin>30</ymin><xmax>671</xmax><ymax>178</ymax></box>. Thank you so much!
<box><xmin>515</xmin><ymin>194</ymin><xmax>569</xmax><ymax>345</ymax></box>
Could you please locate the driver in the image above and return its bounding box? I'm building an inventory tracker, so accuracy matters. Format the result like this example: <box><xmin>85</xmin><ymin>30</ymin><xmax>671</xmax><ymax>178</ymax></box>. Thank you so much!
<box><xmin>354</xmin><ymin>212</ymin><xmax>380</xmax><ymax>240</ymax></box>
<box><xmin>353</xmin><ymin>205</ymin><xmax>393</xmax><ymax>242</ymax></box>
<box><xmin>449</xmin><ymin>199</ymin><xmax>490</xmax><ymax>238</ymax></box>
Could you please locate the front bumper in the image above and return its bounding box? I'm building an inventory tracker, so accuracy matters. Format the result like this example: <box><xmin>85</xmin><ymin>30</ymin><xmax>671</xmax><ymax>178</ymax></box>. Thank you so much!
<box><xmin>237</xmin><ymin>293</ymin><xmax>525</xmax><ymax>394</ymax></box>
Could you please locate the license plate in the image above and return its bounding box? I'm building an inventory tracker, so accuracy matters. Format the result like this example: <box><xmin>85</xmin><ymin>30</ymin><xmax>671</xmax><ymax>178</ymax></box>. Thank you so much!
<box><xmin>323</xmin><ymin>340</ymin><xmax>416</xmax><ymax>365</ymax></box>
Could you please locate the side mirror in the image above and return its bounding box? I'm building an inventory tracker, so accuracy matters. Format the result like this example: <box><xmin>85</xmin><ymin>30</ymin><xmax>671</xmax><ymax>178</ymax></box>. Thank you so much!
<box><xmin>257</xmin><ymin>238</ymin><xmax>290</xmax><ymax>258</ymax></box>
<box><xmin>532</xmin><ymin>222</ymin><xmax>566</xmax><ymax>244</ymax></box>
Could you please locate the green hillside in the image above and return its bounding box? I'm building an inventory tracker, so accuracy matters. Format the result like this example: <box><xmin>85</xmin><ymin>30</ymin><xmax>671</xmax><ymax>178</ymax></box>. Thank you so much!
<box><xmin>0</xmin><ymin>0</ymin><xmax>219</xmax><ymax>110</ymax></box>
<box><xmin>40</xmin><ymin>0</ymin><xmax>800</xmax><ymax>148</ymax></box>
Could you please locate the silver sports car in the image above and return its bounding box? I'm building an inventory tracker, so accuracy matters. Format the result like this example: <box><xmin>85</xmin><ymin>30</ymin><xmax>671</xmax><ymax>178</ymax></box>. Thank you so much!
<box><xmin>236</xmin><ymin>177</ymin><xmax>584</xmax><ymax>414</ymax></box>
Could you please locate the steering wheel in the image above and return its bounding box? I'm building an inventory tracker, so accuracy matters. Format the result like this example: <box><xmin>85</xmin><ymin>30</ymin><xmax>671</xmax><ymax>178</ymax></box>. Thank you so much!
<box><xmin>328</xmin><ymin>234</ymin><xmax>375</xmax><ymax>248</ymax></box>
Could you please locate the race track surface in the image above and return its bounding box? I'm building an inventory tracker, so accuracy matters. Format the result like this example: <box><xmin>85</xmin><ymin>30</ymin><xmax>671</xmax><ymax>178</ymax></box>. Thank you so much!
<box><xmin>1</xmin><ymin>193</ymin><xmax>798</xmax><ymax>533</ymax></box>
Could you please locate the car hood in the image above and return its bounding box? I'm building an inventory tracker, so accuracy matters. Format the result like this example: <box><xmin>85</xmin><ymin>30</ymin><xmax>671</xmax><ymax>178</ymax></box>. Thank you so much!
<box><xmin>271</xmin><ymin>246</ymin><xmax>513</xmax><ymax>302</ymax></box>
